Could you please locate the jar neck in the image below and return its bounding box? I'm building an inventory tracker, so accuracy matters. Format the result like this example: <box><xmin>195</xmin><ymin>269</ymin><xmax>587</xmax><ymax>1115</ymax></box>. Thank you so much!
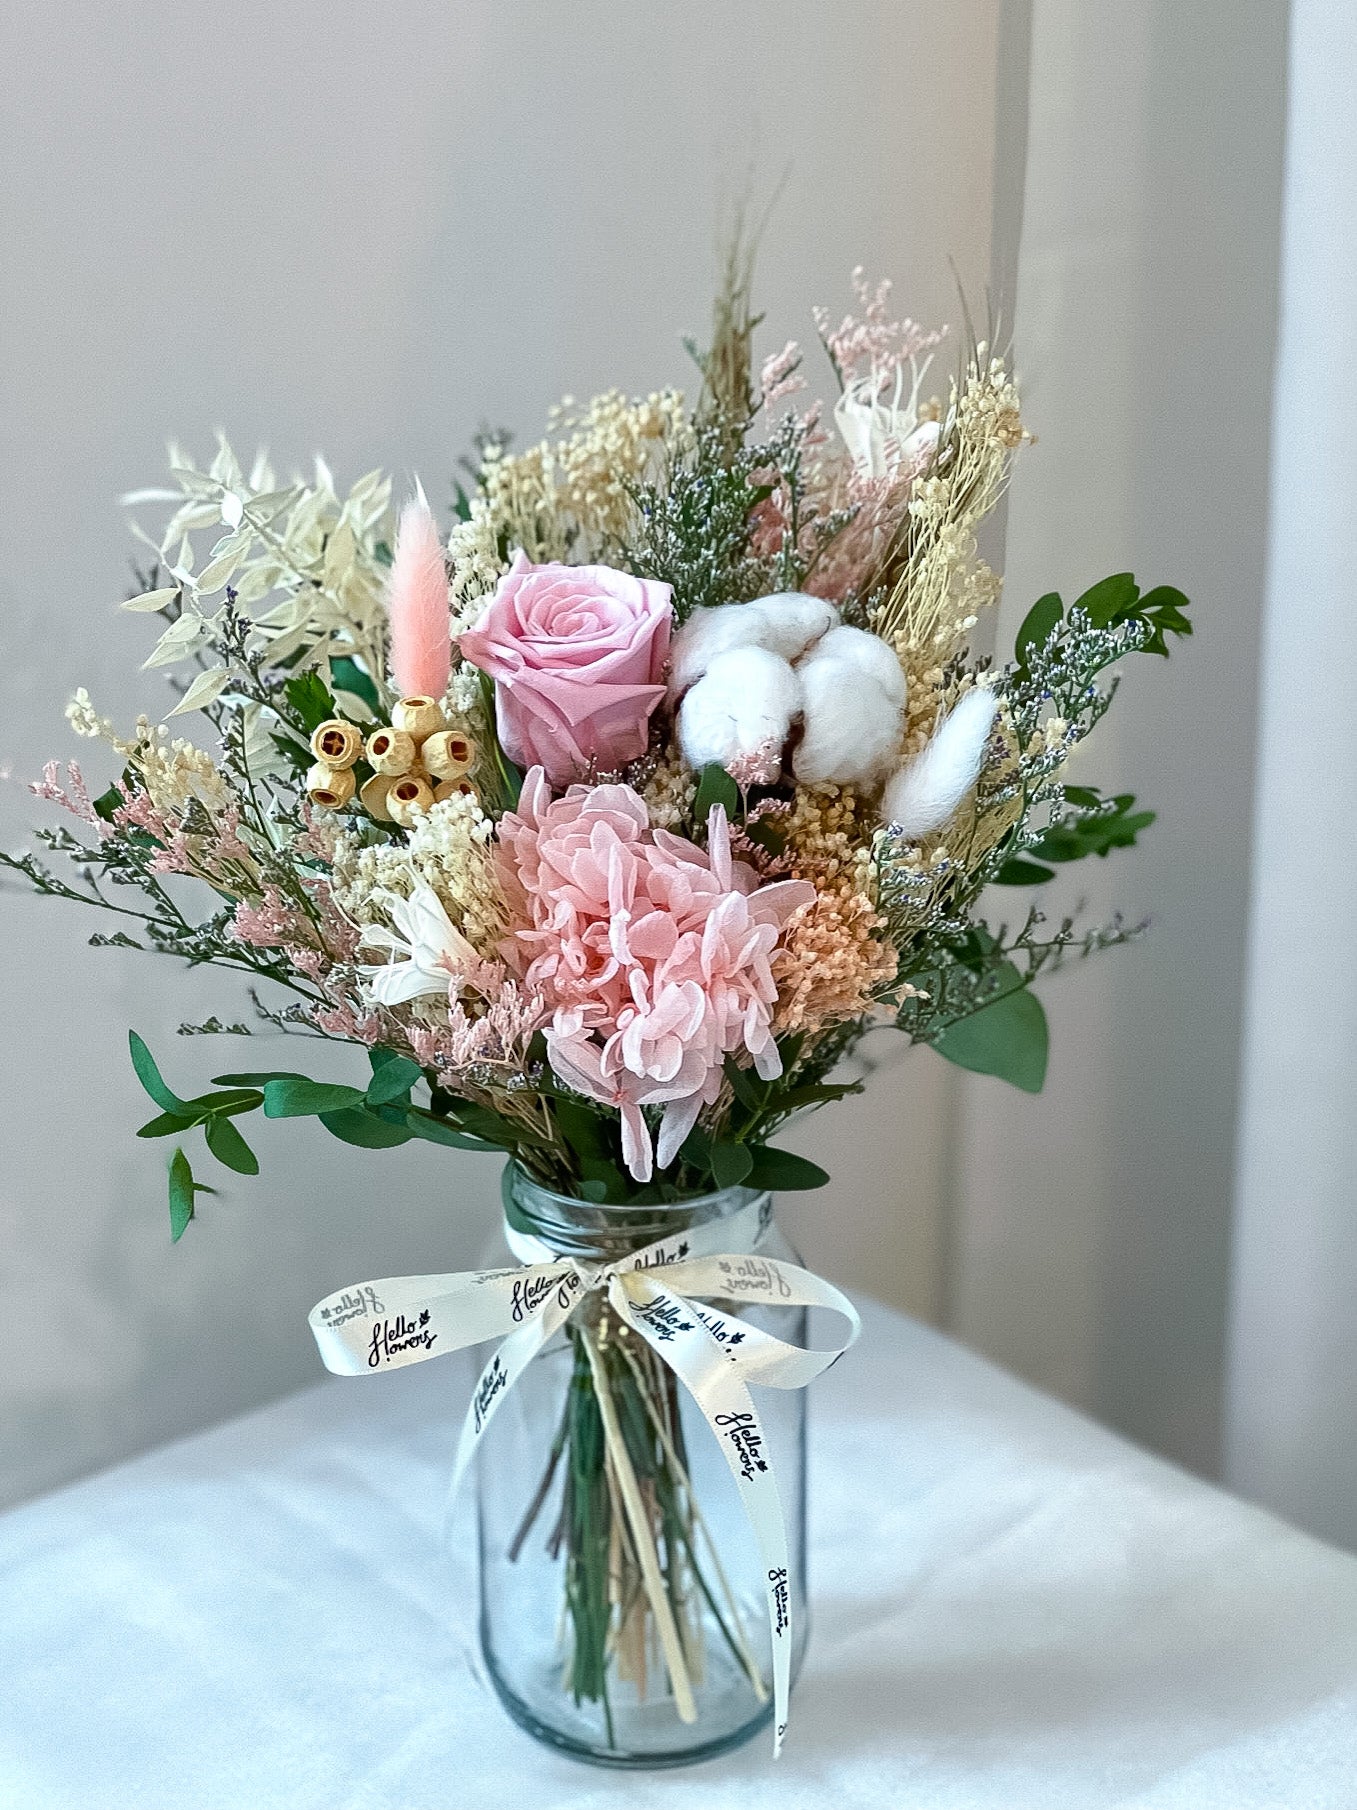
<box><xmin>502</xmin><ymin>1163</ymin><xmax>769</xmax><ymax>1262</ymax></box>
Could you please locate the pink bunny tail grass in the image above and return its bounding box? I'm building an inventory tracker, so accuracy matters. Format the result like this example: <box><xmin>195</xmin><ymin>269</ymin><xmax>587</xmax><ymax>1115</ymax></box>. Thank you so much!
<box><xmin>386</xmin><ymin>498</ymin><xmax>452</xmax><ymax>700</ymax></box>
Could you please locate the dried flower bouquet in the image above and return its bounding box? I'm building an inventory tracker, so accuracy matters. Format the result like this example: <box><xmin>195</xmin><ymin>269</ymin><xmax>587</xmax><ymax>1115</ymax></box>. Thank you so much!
<box><xmin>6</xmin><ymin>253</ymin><xmax>1189</xmax><ymax>1756</ymax></box>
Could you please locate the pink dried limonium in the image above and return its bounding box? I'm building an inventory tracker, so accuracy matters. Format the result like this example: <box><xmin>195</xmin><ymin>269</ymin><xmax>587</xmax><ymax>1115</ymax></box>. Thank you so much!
<box><xmin>495</xmin><ymin>768</ymin><xmax>813</xmax><ymax>1181</ymax></box>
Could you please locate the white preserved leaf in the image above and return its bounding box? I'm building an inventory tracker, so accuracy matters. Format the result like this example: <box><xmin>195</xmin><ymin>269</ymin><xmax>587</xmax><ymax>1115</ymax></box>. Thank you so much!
<box><xmin>231</xmin><ymin>565</ymin><xmax>276</xmax><ymax>606</ymax></box>
<box><xmin>256</xmin><ymin>620</ymin><xmax>313</xmax><ymax>665</ymax></box>
<box><xmin>143</xmin><ymin>611</ymin><xmax>213</xmax><ymax>668</ymax></box>
<box><xmin>241</xmin><ymin>487</ymin><xmax>299</xmax><ymax>525</ymax></box>
<box><xmin>166</xmin><ymin>667</ymin><xmax>232</xmax><ymax>717</ymax></box>
<box><xmin>219</xmin><ymin>492</ymin><xmax>244</xmax><ymax>529</ymax></box>
<box><xmin>167</xmin><ymin>467</ymin><xmax>220</xmax><ymax>500</ymax></box>
<box><xmin>322</xmin><ymin>519</ymin><xmax>357</xmax><ymax>589</ymax></box>
<box><xmin>209</xmin><ymin>435</ymin><xmax>243</xmax><ymax>488</ymax></box>
<box><xmin>163</xmin><ymin>501</ymin><xmax>224</xmax><ymax>542</ymax></box>
<box><xmin>346</xmin><ymin>467</ymin><xmax>386</xmax><ymax>505</ymax></box>
<box><xmin>121</xmin><ymin>586</ymin><xmax>180</xmax><ymax>613</ymax></box>
<box><xmin>239</xmin><ymin>701</ymin><xmax>294</xmax><ymax>778</ymax></box>
<box><xmin>119</xmin><ymin>487</ymin><xmax>182</xmax><ymax>506</ymax></box>
<box><xmin>195</xmin><ymin>545</ymin><xmax>245</xmax><ymax>593</ymax></box>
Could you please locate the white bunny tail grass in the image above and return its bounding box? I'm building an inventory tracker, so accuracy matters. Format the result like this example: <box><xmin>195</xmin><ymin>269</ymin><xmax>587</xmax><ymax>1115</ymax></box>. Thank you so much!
<box><xmin>882</xmin><ymin>688</ymin><xmax>998</xmax><ymax>837</ymax></box>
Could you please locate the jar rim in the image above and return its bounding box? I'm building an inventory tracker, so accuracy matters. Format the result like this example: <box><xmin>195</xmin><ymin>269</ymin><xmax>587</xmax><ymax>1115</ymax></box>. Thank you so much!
<box><xmin>504</xmin><ymin>1160</ymin><xmax>769</xmax><ymax>1218</ymax></box>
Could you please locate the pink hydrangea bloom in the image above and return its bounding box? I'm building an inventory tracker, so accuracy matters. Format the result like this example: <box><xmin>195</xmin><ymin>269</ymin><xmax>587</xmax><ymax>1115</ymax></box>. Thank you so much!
<box><xmin>496</xmin><ymin>769</ymin><xmax>814</xmax><ymax>1181</ymax></box>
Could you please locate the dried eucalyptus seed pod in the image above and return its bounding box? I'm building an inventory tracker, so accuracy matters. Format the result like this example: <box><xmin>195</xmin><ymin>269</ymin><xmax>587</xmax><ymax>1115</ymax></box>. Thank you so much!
<box><xmin>365</xmin><ymin>726</ymin><xmax>417</xmax><ymax>776</ymax></box>
<box><xmin>358</xmin><ymin>773</ymin><xmax>396</xmax><ymax>822</ymax></box>
<box><xmin>387</xmin><ymin>773</ymin><xmax>435</xmax><ymax>826</ymax></box>
<box><xmin>391</xmin><ymin>695</ymin><xmax>448</xmax><ymax>745</ymax></box>
<box><xmin>421</xmin><ymin>729</ymin><xmax>476</xmax><ymax>780</ymax></box>
<box><xmin>305</xmin><ymin>762</ymin><xmax>355</xmax><ymax>809</ymax></box>
<box><xmin>309</xmin><ymin>718</ymin><xmax>363</xmax><ymax>769</ymax></box>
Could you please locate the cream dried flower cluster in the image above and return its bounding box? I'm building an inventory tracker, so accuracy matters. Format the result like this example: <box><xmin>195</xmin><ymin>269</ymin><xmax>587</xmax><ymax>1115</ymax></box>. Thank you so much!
<box><xmin>7</xmin><ymin>262</ymin><xmax>1188</xmax><ymax>1217</ymax></box>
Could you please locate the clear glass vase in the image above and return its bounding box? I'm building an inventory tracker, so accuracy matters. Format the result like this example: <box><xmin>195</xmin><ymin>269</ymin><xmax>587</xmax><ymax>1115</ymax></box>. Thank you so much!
<box><xmin>473</xmin><ymin>1164</ymin><xmax>809</xmax><ymax>1768</ymax></box>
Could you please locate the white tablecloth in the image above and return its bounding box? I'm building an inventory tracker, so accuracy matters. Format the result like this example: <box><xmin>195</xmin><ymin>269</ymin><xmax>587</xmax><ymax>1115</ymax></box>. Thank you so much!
<box><xmin>3</xmin><ymin>1300</ymin><xmax>1356</xmax><ymax>1810</ymax></box>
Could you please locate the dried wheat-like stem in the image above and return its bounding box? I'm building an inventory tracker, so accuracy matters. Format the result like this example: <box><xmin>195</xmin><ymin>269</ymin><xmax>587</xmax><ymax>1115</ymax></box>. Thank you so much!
<box><xmin>870</xmin><ymin>344</ymin><xmax>1026</xmax><ymax>659</ymax></box>
<box><xmin>581</xmin><ymin>1324</ymin><xmax>698</xmax><ymax>1722</ymax></box>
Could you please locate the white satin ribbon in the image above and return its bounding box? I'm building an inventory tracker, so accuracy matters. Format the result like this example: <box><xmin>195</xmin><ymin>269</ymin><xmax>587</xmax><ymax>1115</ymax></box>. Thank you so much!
<box><xmin>308</xmin><ymin>1197</ymin><xmax>860</xmax><ymax>1756</ymax></box>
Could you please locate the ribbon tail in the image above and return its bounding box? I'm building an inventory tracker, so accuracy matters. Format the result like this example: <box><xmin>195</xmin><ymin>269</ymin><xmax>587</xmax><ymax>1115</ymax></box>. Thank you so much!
<box><xmin>610</xmin><ymin>1276</ymin><xmax>794</xmax><ymax>1757</ymax></box>
<box><xmin>451</xmin><ymin>1286</ymin><xmax>580</xmax><ymax>1496</ymax></box>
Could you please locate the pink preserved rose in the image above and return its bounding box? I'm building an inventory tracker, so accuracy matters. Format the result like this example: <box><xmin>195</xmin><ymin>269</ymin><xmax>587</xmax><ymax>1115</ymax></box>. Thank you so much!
<box><xmin>458</xmin><ymin>554</ymin><xmax>672</xmax><ymax>786</ymax></box>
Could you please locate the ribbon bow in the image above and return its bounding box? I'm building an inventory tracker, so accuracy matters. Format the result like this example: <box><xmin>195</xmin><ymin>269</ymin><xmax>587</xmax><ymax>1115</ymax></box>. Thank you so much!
<box><xmin>309</xmin><ymin>1196</ymin><xmax>859</xmax><ymax>1755</ymax></box>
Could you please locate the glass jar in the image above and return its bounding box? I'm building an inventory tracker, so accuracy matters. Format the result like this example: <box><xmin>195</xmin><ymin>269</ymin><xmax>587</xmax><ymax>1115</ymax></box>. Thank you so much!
<box><xmin>473</xmin><ymin>1164</ymin><xmax>809</xmax><ymax>1767</ymax></box>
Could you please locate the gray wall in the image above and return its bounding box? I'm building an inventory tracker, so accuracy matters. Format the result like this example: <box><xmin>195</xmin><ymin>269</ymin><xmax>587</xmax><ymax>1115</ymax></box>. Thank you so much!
<box><xmin>0</xmin><ymin>1</ymin><xmax>1003</xmax><ymax>1506</ymax></box>
<box><xmin>954</xmin><ymin>0</ymin><xmax>1286</xmax><ymax>1475</ymax></box>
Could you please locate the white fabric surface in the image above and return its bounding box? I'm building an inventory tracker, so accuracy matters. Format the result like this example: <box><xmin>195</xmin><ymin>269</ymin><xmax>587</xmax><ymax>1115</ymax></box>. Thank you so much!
<box><xmin>2</xmin><ymin>1299</ymin><xmax>1355</xmax><ymax>1810</ymax></box>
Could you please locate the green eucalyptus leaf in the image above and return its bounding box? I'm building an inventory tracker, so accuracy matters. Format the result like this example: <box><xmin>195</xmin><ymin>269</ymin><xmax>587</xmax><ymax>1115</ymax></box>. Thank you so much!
<box><xmin>993</xmin><ymin>857</ymin><xmax>1057</xmax><ymax>886</ymax></box>
<box><xmin>263</xmin><ymin>1078</ymin><xmax>367</xmax><ymax>1118</ymax></box>
<box><xmin>723</xmin><ymin>1057</ymin><xmax>769</xmax><ymax>1112</ymax></box>
<box><xmin>137</xmin><ymin>1111</ymin><xmax>194</xmax><ymax>1140</ymax></box>
<box><xmin>365</xmin><ymin>1056</ymin><xmax>423</xmax><ymax>1107</ymax></box>
<box><xmin>1074</xmin><ymin>572</ymin><xmax>1138</xmax><ymax>628</ymax></box>
<box><xmin>744</xmin><ymin>1146</ymin><xmax>830</xmax><ymax>1191</ymax></box>
<box><xmin>933</xmin><ymin>985</ymin><xmax>1049</xmax><ymax>1093</ymax></box>
<box><xmin>694</xmin><ymin>763</ymin><xmax>739</xmax><ymax>822</ymax></box>
<box><xmin>1014</xmin><ymin>592</ymin><xmax>1062</xmax><ymax>672</ymax></box>
<box><xmin>317</xmin><ymin>1107</ymin><xmax>414</xmax><ymax>1148</ymax></box>
<box><xmin>92</xmin><ymin>784</ymin><xmax>122</xmax><ymax>824</ymax></box>
<box><xmin>205</xmin><ymin>1114</ymin><xmax>260</xmax><ymax>1175</ymax></box>
<box><xmin>167</xmin><ymin>1148</ymin><xmax>204</xmax><ymax>1241</ymax></box>
<box><xmin>211</xmin><ymin>1070</ymin><xmax>308</xmax><ymax>1087</ymax></box>
<box><xmin>179</xmin><ymin>1088</ymin><xmax>264</xmax><ymax>1116</ymax></box>
<box><xmin>403</xmin><ymin>1113</ymin><xmax>500</xmax><ymax>1152</ymax></box>
<box><xmin>129</xmin><ymin>1030</ymin><xmax>186</xmax><ymax>1115</ymax></box>
<box><xmin>710</xmin><ymin>1141</ymin><xmax>754</xmax><ymax>1189</ymax></box>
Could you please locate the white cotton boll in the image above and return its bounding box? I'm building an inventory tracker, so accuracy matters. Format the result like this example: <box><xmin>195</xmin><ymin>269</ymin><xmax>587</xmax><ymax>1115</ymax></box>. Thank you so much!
<box><xmin>668</xmin><ymin>604</ymin><xmax>775</xmax><ymax>698</ymax></box>
<box><xmin>668</xmin><ymin>593</ymin><xmax>838</xmax><ymax>698</ymax></box>
<box><xmin>802</xmin><ymin>624</ymin><xmax>907</xmax><ymax>707</ymax></box>
<box><xmin>742</xmin><ymin>592</ymin><xmax>839</xmax><ymax>665</ymax></box>
<box><xmin>792</xmin><ymin>627</ymin><xmax>907</xmax><ymax>786</ymax></box>
<box><xmin>793</xmin><ymin>656</ymin><xmax>904</xmax><ymax>786</ymax></box>
<box><xmin>678</xmin><ymin>645</ymin><xmax>802</xmax><ymax>784</ymax></box>
<box><xmin>881</xmin><ymin>688</ymin><xmax>999</xmax><ymax>837</ymax></box>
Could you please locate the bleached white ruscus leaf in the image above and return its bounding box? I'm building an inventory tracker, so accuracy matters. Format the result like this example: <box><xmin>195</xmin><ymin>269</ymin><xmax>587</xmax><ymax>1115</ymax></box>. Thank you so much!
<box><xmin>240</xmin><ymin>487</ymin><xmax>301</xmax><ymax>526</ymax></box>
<box><xmin>194</xmin><ymin>529</ymin><xmax>252</xmax><ymax>594</ymax></box>
<box><xmin>121</xmin><ymin>587</ymin><xmax>181</xmax><ymax>614</ymax></box>
<box><xmin>166</xmin><ymin>668</ymin><xmax>232</xmax><ymax>718</ymax></box>
<box><xmin>142</xmin><ymin>610</ymin><xmax>214</xmax><ymax>669</ymax></box>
